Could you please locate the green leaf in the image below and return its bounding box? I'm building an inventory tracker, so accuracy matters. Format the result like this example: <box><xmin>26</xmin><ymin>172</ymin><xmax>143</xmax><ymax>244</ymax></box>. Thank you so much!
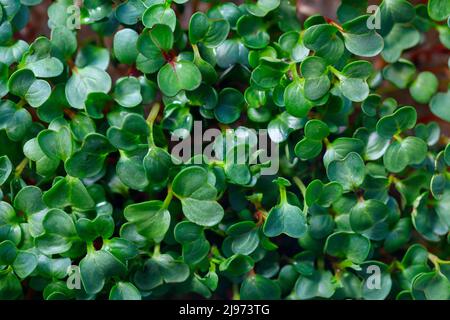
<box><xmin>70</xmin><ymin>113</ymin><xmax>99</xmax><ymax>142</ymax></box>
<box><xmin>304</xmin><ymin>119</ymin><xmax>330</xmax><ymax>140</ymax></box>
<box><xmin>75</xmin><ymin>45</ymin><xmax>109</xmax><ymax>70</ymax></box>
<box><xmin>305</xmin><ymin>180</ymin><xmax>343</xmax><ymax>207</ymax></box>
<box><xmin>50</xmin><ymin>26</ymin><xmax>77</xmax><ymax>58</ymax></box>
<box><xmin>227</xmin><ymin>221</ymin><xmax>259</xmax><ymax>255</ymax></box>
<box><xmin>323</xmin><ymin>137</ymin><xmax>365</xmax><ymax>168</ymax></box>
<box><xmin>337</xmin><ymin>0</ymin><xmax>368</xmax><ymax>22</ymax></box>
<box><xmin>433</xmin><ymin>185</ymin><xmax>450</xmax><ymax>226</ymax></box>
<box><xmin>240</xmin><ymin>274</ymin><xmax>281</xmax><ymax>300</ymax></box>
<box><xmin>252</xmin><ymin>58</ymin><xmax>289</xmax><ymax>89</ymax></box>
<box><xmin>324</xmin><ymin>231</ymin><xmax>371</xmax><ymax>264</ymax></box>
<box><xmin>412</xmin><ymin>193</ymin><xmax>448</xmax><ymax>242</ymax></box>
<box><xmin>284</xmin><ymin>80</ymin><xmax>314</xmax><ymax>117</ymax></box>
<box><xmin>214</xmin><ymin>88</ymin><xmax>244</xmax><ymax>124</ymax></box>
<box><xmin>134</xmin><ymin>254</ymin><xmax>189</xmax><ymax>290</ymax></box>
<box><xmin>13</xmin><ymin>251</ymin><xmax>38</xmax><ymax>279</ymax></box>
<box><xmin>0</xmin><ymin>155</ymin><xmax>12</xmax><ymax>185</ymax></box>
<box><xmin>0</xmin><ymin>240</ymin><xmax>17</xmax><ymax>265</ymax></box>
<box><xmin>174</xmin><ymin>221</ymin><xmax>210</xmax><ymax>265</ymax></box>
<box><xmin>268</xmin><ymin>112</ymin><xmax>305</xmax><ymax>143</ymax></box>
<box><xmin>207</xmin><ymin>2</ymin><xmax>242</xmax><ymax>29</ymax></box>
<box><xmin>382</xmin><ymin>59</ymin><xmax>416</xmax><ymax>89</ymax></box>
<box><xmin>437</xmin><ymin>22</ymin><xmax>450</xmax><ymax>48</ymax></box>
<box><xmin>114</xmin><ymin>76</ymin><xmax>142</xmax><ymax>108</ymax></box>
<box><xmin>20</xmin><ymin>37</ymin><xmax>63</xmax><ymax>78</ymax></box>
<box><xmin>0</xmin><ymin>100</ymin><xmax>32</xmax><ymax>141</ymax></box>
<box><xmin>384</xmin><ymin>218</ymin><xmax>412</xmax><ymax>253</ymax></box>
<box><xmin>0</xmin><ymin>202</ymin><xmax>22</xmax><ymax>245</ymax></box>
<box><xmin>23</xmin><ymin>138</ymin><xmax>59</xmax><ymax>176</ymax></box>
<box><xmin>157</xmin><ymin>60</ymin><xmax>201</xmax><ymax>97</ymax></box>
<box><xmin>428</xmin><ymin>0</ymin><xmax>450</xmax><ymax>21</ymax></box>
<box><xmin>13</xmin><ymin>186</ymin><xmax>48</xmax><ymax>238</ymax></box>
<box><xmin>109</xmin><ymin>282</ymin><xmax>141</xmax><ymax>300</ymax></box>
<box><xmin>65</xmin><ymin>133</ymin><xmax>114</xmax><ymax>178</ymax></box>
<box><xmin>382</xmin><ymin>24</ymin><xmax>420</xmax><ymax>63</ymax></box>
<box><xmin>189</xmin><ymin>12</ymin><xmax>230</xmax><ymax>48</ymax></box>
<box><xmin>383</xmin><ymin>137</ymin><xmax>427</xmax><ymax>173</ymax></box>
<box><xmin>445</xmin><ymin>144</ymin><xmax>450</xmax><ymax>166</ymax></box>
<box><xmin>216</xmin><ymin>39</ymin><xmax>249</xmax><ymax>68</ymax></box>
<box><xmin>107</xmin><ymin>113</ymin><xmax>149</xmax><ymax>151</ymax></box>
<box><xmin>340</xmin><ymin>77</ymin><xmax>369</xmax><ymax>102</ymax></box>
<box><xmin>264</xmin><ymin>202</ymin><xmax>307</xmax><ymax>238</ymax></box>
<box><xmin>414</xmin><ymin>123</ymin><xmax>440</xmax><ymax>149</ymax></box>
<box><xmin>220</xmin><ymin>254</ymin><xmax>254</xmax><ymax>276</ymax></box>
<box><xmin>0</xmin><ymin>40</ymin><xmax>28</xmax><ymax>67</ymax></box>
<box><xmin>244</xmin><ymin>86</ymin><xmax>266</xmax><ymax>108</ymax></box>
<box><xmin>264</xmin><ymin>179</ymin><xmax>307</xmax><ymax>238</ymax></box>
<box><xmin>124</xmin><ymin>201</ymin><xmax>170</xmax><ymax>243</ymax></box>
<box><xmin>137</xmin><ymin>24</ymin><xmax>174</xmax><ymax>74</ymax></box>
<box><xmin>36</xmin><ymin>255</ymin><xmax>71</xmax><ymax>280</ymax></box>
<box><xmin>431</xmin><ymin>174</ymin><xmax>446</xmax><ymax>200</ymax></box>
<box><xmin>342</xmin><ymin>17</ymin><xmax>384</xmax><ymax>57</ymax></box>
<box><xmin>116</xmin><ymin>147</ymin><xmax>149</xmax><ymax>190</ymax></box>
<box><xmin>337</xmin><ymin>60</ymin><xmax>373</xmax><ymax>102</ymax></box>
<box><xmin>43</xmin><ymin>176</ymin><xmax>95</xmax><ymax>210</ymax></box>
<box><xmin>236</xmin><ymin>15</ymin><xmax>270</xmax><ymax>49</ymax></box>
<box><xmin>294</xmin><ymin>270</ymin><xmax>336</xmax><ymax>299</ymax></box>
<box><xmin>76</xmin><ymin>215</ymin><xmax>114</xmax><ymax>242</ymax></box>
<box><xmin>327</xmin><ymin>152</ymin><xmax>365</xmax><ymax>192</ymax></box>
<box><xmin>172</xmin><ymin>166</ymin><xmax>224</xmax><ymax>227</ymax></box>
<box><xmin>36</xmin><ymin>83</ymin><xmax>68</xmax><ymax>122</ymax></box>
<box><xmin>0</xmin><ymin>271</ymin><xmax>21</xmax><ymax>300</ymax></box>
<box><xmin>412</xmin><ymin>271</ymin><xmax>450</xmax><ymax>300</ymax></box>
<box><xmin>80</xmin><ymin>249</ymin><xmax>126</xmax><ymax>295</ymax></box>
<box><xmin>430</xmin><ymin>90</ymin><xmax>450</xmax><ymax>122</ymax></box>
<box><xmin>376</xmin><ymin>106</ymin><xmax>417</xmax><ymax>138</ymax></box>
<box><xmin>35</xmin><ymin>209</ymin><xmax>79</xmax><ymax>255</ymax></box>
<box><xmin>246</xmin><ymin>0</ymin><xmax>280</xmax><ymax>17</ymax></box>
<box><xmin>279</xmin><ymin>31</ymin><xmax>310</xmax><ymax>62</ymax></box>
<box><xmin>142</xmin><ymin>146</ymin><xmax>172</xmax><ymax>185</ymax></box>
<box><xmin>378</xmin><ymin>0</ymin><xmax>415</xmax><ymax>36</ymax></box>
<box><xmin>113</xmin><ymin>28</ymin><xmax>139</xmax><ymax>65</ymax></box>
<box><xmin>303</xmin><ymin>24</ymin><xmax>344</xmax><ymax>63</ymax></box>
<box><xmin>37</xmin><ymin>126</ymin><xmax>73</xmax><ymax>161</ymax></box>
<box><xmin>349</xmin><ymin>199</ymin><xmax>389</xmax><ymax>240</ymax></box>
<box><xmin>65</xmin><ymin>66</ymin><xmax>111</xmax><ymax>109</ymax></box>
<box><xmin>301</xmin><ymin>56</ymin><xmax>331</xmax><ymax>101</ymax></box>
<box><xmin>115</xmin><ymin>0</ymin><xmax>146</xmax><ymax>25</ymax></box>
<box><xmin>294</xmin><ymin>137</ymin><xmax>323</xmax><ymax>160</ymax></box>
<box><xmin>358</xmin><ymin>261</ymin><xmax>392</xmax><ymax>300</ymax></box>
<box><xmin>409</xmin><ymin>72</ymin><xmax>439</xmax><ymax>104</ymax></box>
<box><xmin>142</xmin><ymin>4</ymin><xmax>176</xmax><ymax>31</ymax></box>
<box><xmin>0</xmin><ymin>62</ymin><xmax>8</xmax><ymax>97</ymax></box>
<box><xmin>103</xmin><ymin>238</ymin><xmax>139</xmax><ymax>263</ymax></box>
<box><xmin>8</xmin><ymin>69</ymin><xmax>51</xmax><ymax>107</ymax></box>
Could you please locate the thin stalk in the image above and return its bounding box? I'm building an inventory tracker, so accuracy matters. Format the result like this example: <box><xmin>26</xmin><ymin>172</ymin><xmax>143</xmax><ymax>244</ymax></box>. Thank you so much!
<box><xmin>146</xmin><ymin>103</ymin><xmax>161</xmax><ymax>146</ymax></box>
<box><xmin>15</xmin><ymin>158</ymin><xmax>29</xmax><ymax>178</ymax></box>
<box><xmin>163</xmin><ymin>185</ymin><xmax>173</xmax><ymax>209</ymax></box>
<box><xmin>293</xmin><ymin>176</ymin><xmax>308</xmax><ymax>213</ymax></box>
<box><xmin>153</xmin><ymin>243</ymin><xmax>161</xmax><ymax>257</ymax></box>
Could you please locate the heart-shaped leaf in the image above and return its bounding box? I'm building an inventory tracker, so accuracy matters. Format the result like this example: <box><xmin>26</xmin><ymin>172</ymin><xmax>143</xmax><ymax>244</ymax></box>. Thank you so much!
<box><xmin>327</xmin><ymin>152</ymin><xmax>366</xmax><ymax>192</ymax></box>
<box><xmin>157</xmin><ymin>60</ymin><xmax>202</xmax><ymax>97</ymax></box>
<box><xmin>172</xmin><ymin>166</ymin><xmax>224</xmax><ymax>227</ymax></box>
<box><xmin>124</xmin><ymin>200</ymin><xmax>170</xmax><ymax>243</ymax></box>
<box><xmin>8</xmin><ymin>69</ymin><xmax>51</xmax><ymax>107</ymax></box>
<box><xmin>325</xmin><ymin>231</ymin><xmax>371</xmax><ymax>264</ymax></box>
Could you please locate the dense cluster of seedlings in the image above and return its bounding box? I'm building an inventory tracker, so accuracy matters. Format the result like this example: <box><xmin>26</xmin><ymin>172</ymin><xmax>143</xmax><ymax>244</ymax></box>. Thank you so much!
<box><xmin>0</xmin><ymin>0</ymin><xmax>449</xmax><ymax>300</ymax></box>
